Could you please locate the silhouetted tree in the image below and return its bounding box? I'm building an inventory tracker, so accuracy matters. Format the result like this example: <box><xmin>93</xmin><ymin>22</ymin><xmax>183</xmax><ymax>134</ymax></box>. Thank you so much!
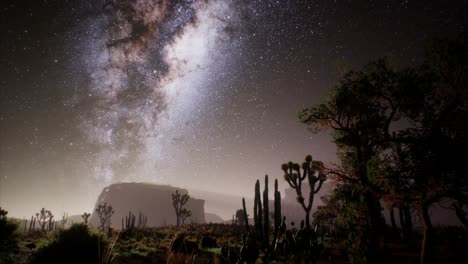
<box><xmin>235</xmin><ymin>208</ymin><xmax>248</xmax><ymax>228</ymax></box>
<box><xmin>81</xmin><ymin>212</ymin><xmax>91</xmax><ymax>224</ymax></box>
<box><xmin>95</xmin><ymin>203</ymin><xmax>114</xmax><ymax>232</ymax></box>
<box><xmin>299</xmin><ymin>34</ymin><xmax>467</xmax><ymax>264</ymax></box>
<box><xmin>281</xmin><ymin>155</ymin><xmax>326</xmax><ymax>229</ymax></box>
<box><xmin>180</xmin><ymin>208</ymin><xmax>192</xmax><ymax>225</ymax></box>
<box><xmin>171</xmin><ymin>190</ymin><xmax>190</xmax><ymax>226</ymax></box>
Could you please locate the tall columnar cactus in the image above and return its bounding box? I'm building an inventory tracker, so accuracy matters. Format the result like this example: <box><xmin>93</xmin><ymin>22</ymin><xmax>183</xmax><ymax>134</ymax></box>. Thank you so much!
<box><xmin>247</xmin><ymin>175</ymin><xmax>284</xmax><ymax>262</ymax></box>
<box><xmin>29</xmin><ymin>216</ymin><xmax>36</xmax><ymax>232</ymax></box>
<box><xmin>274</xmin><ymin>179</ymin><xmax>282</xmax><ymax>239</ymax></box>
<box><xmin>263</xmin><ymin>175</ymin><xmax>270</xmax><ymax>248</ymax></box>
<box><xmin>254</xmin><ymin>179</ymin><xmax>263</xmax><ymax>241</ymax></box>
<box><xmin>61</xmin><ymin>213</ymin><xmax>68</xmax><ymax>228</ymax></box>
<box><xmin>122</xmin><ymin>210</ymin><xmax>148</xmax><ymax>230</ymax></box>
<box><xmin>281</xmin><ymin>154</ymin><xmax>326</xmax><ymax>228</ymax></box>
<box><xmin>242</xmin><ymin>197</ymin><xmax>249</xmax><ymax>231</ymax></box>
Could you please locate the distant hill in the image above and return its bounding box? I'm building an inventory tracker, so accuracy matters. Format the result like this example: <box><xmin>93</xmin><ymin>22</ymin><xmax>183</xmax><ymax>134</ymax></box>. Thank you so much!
<box><xmin>205</xmin><ymin>212</ymin><xmax>224</xmax><ymax>223</ymax></box>
<box><xmin>89</xmin><ymin>182</ymin><xmax>205</xmax><ymax>229</ymax></box>
<box><xmin>188</xmin><ymin>189</ymin><xmax>254</xmax><ymax>220</ymax></box>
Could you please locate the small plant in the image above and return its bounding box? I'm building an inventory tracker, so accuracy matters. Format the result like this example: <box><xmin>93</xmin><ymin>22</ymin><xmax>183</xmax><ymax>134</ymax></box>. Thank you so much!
<box><xmin>95</xmin><ymin>203</ymin><xmax>114</xmax><ymax>232</ymax></box>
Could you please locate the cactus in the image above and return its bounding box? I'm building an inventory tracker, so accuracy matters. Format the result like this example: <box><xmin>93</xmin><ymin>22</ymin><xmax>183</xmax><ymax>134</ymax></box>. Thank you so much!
<box><xmin>122</xmin><ymin>211</ymin><xmax>147</xmax><ymax>230</ymax></box>
<box><xmin>274</xmin><ymin>179</ymin><xmax>282</xmax><ymax>241</ymax></box>
<box><xmin>29</xmin><ymin>216</ymin><xmax>36</xmax><ymax>232</ymax></box>
<box><xmin>36</xmin><ymin>208</ymin><xmax>54</xmax><ymax>232</ymax></box>
<box><xmin>81</xmin><ymin>212</ymin><xmax>91</xmax><ymax>224</ymax></box>
<box><xmin>281</xmin><ymin>155</ymin><xmax>326</xmax><ymax>228</ymax></box>
<box><xmin>137</xmin><ymin>211</ymin><xmax>148</xmax><ymax>229</ymax></box>
<box><xmin>242</xmin><ymin>197</ymin><xmax>249</xmax><ymax>231</ymax></box>
<box><xmin>61</xmin><ymin>213</ymin><xmax>68</xmax><ymax>228</ymax></box>
<box><xmin>263</xmin><ymin>175</ymin><xmax>270</xmax><ymax>248</ymax></box>
<box><xmin>252</xmin><ymin>175</ymin><xmax>284</xmax><ymax>253</ymax></box>
<box><xmin>254</xmin><ymin>179</ymin><xmax>263</xmax><ymax>241</ymax></box>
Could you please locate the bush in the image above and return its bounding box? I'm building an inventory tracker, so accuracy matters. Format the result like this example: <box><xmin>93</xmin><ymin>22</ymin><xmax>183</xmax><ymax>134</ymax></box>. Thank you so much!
<box><xmin>0</xmin><ymin>213</ymin><xmax>20</xmax><ymax>264</ymax></box>
<box><xmin>31</xmin><ymin>223</ymin><xmax>113</xmax><ymax>264</ymax></box>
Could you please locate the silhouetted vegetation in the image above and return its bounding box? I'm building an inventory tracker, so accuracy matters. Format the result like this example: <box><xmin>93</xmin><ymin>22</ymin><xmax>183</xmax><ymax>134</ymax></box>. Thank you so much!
<box><xmin>121</xmin><ymin>211</ymin><xmax>148</xmax><ymax>232</ymax></box>
<box><xmin>31</xmin><ymin>223</ymin><xmax>114</xmax><ymax>264</ymax></box>
<box><xmin>0</xmin><ymin>35</ymin><xmax>465</xmax><ymax>264</ymax></box>
<box><xmin>95</xmin><ymin>203</ymin><xmax>114</xmax><ymax>233</ymax></box>
<box><xmin>172</xmin><ymin>190</ymin><xmax>191</xmax><ymax>226</ymax></box>
<box><xmin>81</xmin><ymin>212</ymin><xmax>91</xmax><ymax>224</ymax></box>
<box><xmin>300</xmin><ymin>34</ymin><xmax>467</xmax><ymax>264</ymax></box>
<box><xmin>0</xmin><ymin>207</ymin><xmax>19</xmax><ymax>264</ymax></box>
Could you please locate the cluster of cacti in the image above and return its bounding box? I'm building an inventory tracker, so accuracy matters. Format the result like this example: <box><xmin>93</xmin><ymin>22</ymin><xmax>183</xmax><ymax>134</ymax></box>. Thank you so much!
<box><xmin>276</xmin><ymin>221</ymin><xmax>324</xmax><ymax>263</ymax></box>
<box><xmin>37</xmin><ymin>208</ymin><xmax>55</xmax><ymax>232</ymax></box>
<box><xmin>95</xmin><ymin>203</ymin><xmax>114</xmax><ymax>232</ymax></box>
<box><xmin>171</xmin><ymin>190</ymin><xmax>191</xmax><ymax>226</ymax></box>
<box><xmin>28</xmin><ymin>215</ymin><xmax>36</xmax><ymax>232</ymax></box>
<box><xmin>251</xmin><ymin>175</ymin><xmax>283</xmax><ymax>253</ymax></box>
<box><xmin>82</xmin><ymin>212</ymin><xmax>91</xmax><ymax>224</ymax></box>
<box><xmin>238</xmin><ymin>233</ymin><xmax>259</xmax><ymax>264</ymax></box>
<box><xmin>24</xmin><ymin>208</ymin><xmax>56</xmax><ymax>232</ymax></box>
<box><xmin>281</xmin><ymin>155</ymin><xmax>326</xmax><ymax>228</ymax></box>
<box><xmin>121</xmin><ymin>211</ymin><xmax>148</xmax><ymax>231</ymax></box>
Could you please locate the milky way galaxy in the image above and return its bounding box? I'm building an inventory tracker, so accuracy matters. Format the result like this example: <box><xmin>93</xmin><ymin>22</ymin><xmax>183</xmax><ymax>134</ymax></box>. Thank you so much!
<box><xmin>73</xmin><ymin>0</ymin><xmax>241</xmax><ymax>184</ymax></box>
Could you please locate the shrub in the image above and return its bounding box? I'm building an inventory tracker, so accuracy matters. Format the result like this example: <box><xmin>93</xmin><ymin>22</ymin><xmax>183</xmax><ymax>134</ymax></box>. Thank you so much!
<box><xmin>0</xmin><ymin>209</ymin><xmax>20</xmax><ymax>264</ymax></box>
<box><xmin>31</xmin><ymin>223</ymin><xmax>114</xmax><ymax>264</ymax></box>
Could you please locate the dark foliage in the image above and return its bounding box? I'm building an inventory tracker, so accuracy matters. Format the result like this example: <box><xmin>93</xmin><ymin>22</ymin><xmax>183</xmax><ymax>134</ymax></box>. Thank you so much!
<box><xmin>0</xmin><ymin>207</ymin><xmax>19</xmax><ymax>264</ymax></box>
<box><xmin>31</xmin><ymin>223</ymin><xmax>110</xmax><ymax>264</ymax></box>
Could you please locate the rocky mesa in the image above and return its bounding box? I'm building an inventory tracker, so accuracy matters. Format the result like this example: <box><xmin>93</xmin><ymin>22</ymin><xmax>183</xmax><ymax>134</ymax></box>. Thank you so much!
<box><xmin>89</xmin><ymin>182</ymin><xmax>205</xmax><ymax>229</ymax></box>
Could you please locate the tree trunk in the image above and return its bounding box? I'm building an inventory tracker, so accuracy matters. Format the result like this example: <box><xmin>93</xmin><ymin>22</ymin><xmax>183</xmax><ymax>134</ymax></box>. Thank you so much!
<box><xmin>305</xmin><ymin>208</ymin><xmax>311</xmax><ymax>229</ymax></box>
<box><xmin>453</xmin><ymin>202</ymin><xmax>468</xmax><ymax>227</ymax></box>
<box><xmin>357</xmin><ymin>147</ymin><xmax>382</xmax><ymax>263</ymax></box>
<box><xmin>389</xmin><ymin>207</ymin><xmax>397</xmax><ymax>230</ymax></box>
<box><xmin>398</xmin><ymin>206</ymin><xmax>405</xmax><ymax>232</ymax></box>
<box><xmin>366</xmin><ymin>192</ymin><xmax>382</xmax><ymax>264</ymax></box>
<box><xmin>420</xmin><ymin>200</ymin><xmax>433</xmax><ymax>264</ymax></box>
<box><xmin>403</xmin><ymin>206</ymin><xmax>413</xmax><ymax>242</ymax></box>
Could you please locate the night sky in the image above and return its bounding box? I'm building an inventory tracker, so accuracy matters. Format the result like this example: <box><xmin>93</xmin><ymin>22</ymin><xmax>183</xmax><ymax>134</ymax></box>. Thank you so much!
<box><xmin>0</xmin><ymin>0</ymin><xmax>464</xmax><ymax>218</ymax></box>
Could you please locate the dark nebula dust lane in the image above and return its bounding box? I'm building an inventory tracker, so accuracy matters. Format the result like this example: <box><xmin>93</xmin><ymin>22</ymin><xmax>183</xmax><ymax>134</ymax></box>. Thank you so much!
<box><xmin>0</xmin><ymin>0</ymin><xmax>464</xmax><ymax>217</ymax></box>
